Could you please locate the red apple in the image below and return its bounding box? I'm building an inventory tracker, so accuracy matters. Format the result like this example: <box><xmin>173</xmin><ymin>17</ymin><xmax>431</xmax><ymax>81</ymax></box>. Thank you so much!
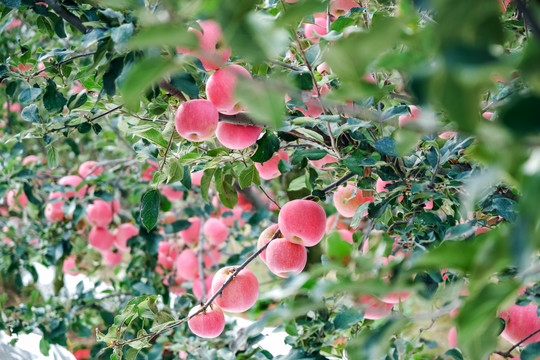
<box><xmin>216</xmin><ymin>123</ymin><xmax>262</xmax><ymax>150</ymax></box>
<box><xmin>188</xmin><ymin>20</ymin><xmax>232</xmax><ymax>71</ymax></box>
<box><xmin>333</xmin><ymin>182</ymin><xmax>374</xmax><ymax>218</ymax></box>
<box><xmin>211</xmin><ymin>266</ymin><xmax>259</xmax><ymax>312</ymax></box>
<box><xmin>86</xmin><ymin>200</ymin><xmax>113</xmax><ymax>227</ymax></box>
<box><xmin>359</xmin><ymin>295</ymin><xmax>393</xmax><ymax>320</ymax></box>
<box><xmin>254</xmin><ymin>149</ymin><xmax>289</xmax><ymax>180</ymax></box>
<box><xmin>174</xmin><ymin>99</ymin><xmax>219</xmax><ymax>142</ymax></box>
<box><xmin>188</xmin><ymin>304</ymin><xmax>225</xmax><ymax>338</ymax></box>
<box><xmin>265</xmin><ymin>237</ymin><xmax>307</xmax><ymax>278</ymax></box>
<box><xmin>113</xmin><ymin>223</ymin><xmax>139</xmax><ymax>251</ymax></box>
<box><xmin>278</xmin><ymin>199</ymin><xmax>326</xmax><ymax>247</ymax></box>
<box><xmin>193</xmin><ymin>274</ymin><xmax>214</xmax><ymax>299</ymax></box>
<box><xmin>500</xmin><ymin>302</ymin><xmax>540</xmax><ymax>345</ymax></box>
<box><xmin>78</xmin><ymin>161</ymin><xmax>103</xmax><ymax>178</ymax></box>
<box><xmin>257</xmin><ymin>224</ymin><xmax>280</xmax><ymax>263</ymax></box>
<box><xmin>180</xmin><ymin>217</ymin><xmax>202</xmax><ymax>245</ymax></box>
<box><xmin>58</xmin><ymin>175</ymin><xmax>87</xmax><ymax>198</ymax></box>
<box><xmin>304</xmin><ymin>15</ymin><xmax>327</xmax><ymax>43</ymax></box>
<box><xmin>330</xmin><ymin>0</ymin><xmax>360</xmax><ymax>17</ymax></box>
<box><xmin>161</xmin><ymin>186</ymin><xmax>183</xmax><ymax>202</ymax></box>
<box><xmin>88</xmin><ymin>226</ymin><xmax>115</xmax><ymax>252</ymax></box>
<box><xmin>310</xmin><ymin>154</ymin><xmax>337</xmax><ymax>169</ymax></box>
<box><xmin>206</xmin><ymin>64</ymin><xmax>252</xmax><ymax>115</ymax></box>
<box><xmin>398</xmin><ymin>105</ymin><xmax>420</xmax><ymax>127</ymax></box>
<box><xmin>203</xmin><ymin>218</ymin><xmax>228</xmax><ymax>246</ymax></box>
<box><xmin>176</xmin><ymin>249</ymin><xmax>199</xmax><ymax>280</ymax></box>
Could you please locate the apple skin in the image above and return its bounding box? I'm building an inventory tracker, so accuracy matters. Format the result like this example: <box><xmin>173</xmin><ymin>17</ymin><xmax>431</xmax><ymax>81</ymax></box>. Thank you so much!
<box><xmin>325</xmin><ymin>214</ymin><xmax>349</xmax><ymax>233</ymax></box>
<box><xmin>58</xmin><ymin>175</ymin><xmax>87</xmax><ymax>198</ymax></box>
<box><xmin>500</xmin><ymin>302</ymin><xmax>540</xmax><ymax>345</ymax></box>
<box><xmin>22</xmin><ymin>155</ymin><xmax>39</xmax><ymax>166</ymax></box>
<box><xmin>113</xmin><ymin>223</ymin><xmax>139</xmax><ymax>252</ymax></box>
<box><xmin>103</xmin><ymin>251</ymin><xmax>122</xmax><ymax>266</ymax></box>
<box><xmin>188</xmin><ymin>304</ymin><xmax>225</xmax><ymax>338</ymax></box>
<box><xmin>6</xmin><ymin>189</ymin><xmax>28</xmax><ymax>209</ymax></box>
<box><xmin>62</xmin><ymin>255</ymin><xmax>79</xmax><ymax>276</ymax></box>
<box><xmin>257</xmin><ymin>224</ymin><xmax>280</xmax><ymax>264</ymax></box>
<box><xmin>254</xmin><ymin>149</ymin><xmax>289</xmax><ymax>180</ymax></box>
<box><xmin>216</xmin><ymin>123</ymin><xmax>262</xmax><ymax>150</ymax></box>
<box><xmin>203</xmin><ymin>218</ymin><xmax>228</xmax><ymax>246</ymax></box>
<box><xmin>211</xmin><ymin>266</ymin><xmax>259</xmax><ymax>313</ymax></box>
<box><xmin>88</xmin><ymin>227</ymin><xmax>115</xmax><ymax>252</ymax></box>
<box><xmin>278</xmin><ymin>199</ymin><xmax>326</xmax><ymax>247</ymax></box>
<box><xmin>141</xmin><ymin>161</ymin><xmax>158</xmax><ymax>182</ymax></box>
<box><xmin>448</xmin><ymin>326</ymin><xmax>457</xmax><ymax>348</ymax></box>
<box><xmin>303</xmin><ymin>15</ymin><xmax>327</xmax><ymax>43</ymax></box>
<box><xmin>333</xmin><ymin>182</ymin><xmax>374</xmax><ymax>218</ymax></box>
<box><xmin>398</xmin><ymin>105</ymin><xmax>420</xmax><ymax>127</ymax></box>
<box><xmin>193</xmin><ymin>274</ymin><xmax>214</xmax><ymax>299</ymax></box>
<box><xmin>45</xmin><ymin>192</ymin><xmax>65</xmax><ymax>222</ymax></box>
<box><xmin>161</xmin><ymin>186</ymin><xmax>183</xmax><ymax>202</ymax></box>
<box><xmin>265</xmin><ymin>237</ymin><xmax>307</xmax><ymax>278</ymax></box>
<box><xmin>180</xmin><ymin>217</ymin><xmax>202</xmax><ymax>245</ymax></box>
<box><xmin>191</xmin><ymin>170</ymin><xmax>204</xmax><ymax>187</ymax></box>
<box><xmin>174</xmin><ymin>99</ymin><xmax>219</xmax><ymax>142</ymax></box>
<box><xmin>176</xmin><ymin>249</ymin><xmax>199</xmax><ymax>281</ymax></box>
<box><xmin>294</xmin><ymin>84</ymin><xmax>331</xmax><ymax>118</ymax></box>
<box><xmin>359</xmin><ymin>295</ymin><xmax>393</xmax><ymax>320</ymax></box>
<box><xmin>189</xmin><ymin>20</ymin><xmax>232</xmax><ymax>71</ymax></box>
<box><xmin>330</xmin><ymin>0</ymin><xmax>360</xmax><ymax>17</ymax></box>
<box><xmin>439</xmin><ymin>131</ymin><xmax>457</xmax><ymax>140</ymax></box>
<box><xmin>78</xmin><ymin>161</ymin><xmax>103</xmax><ymax>178</ymax></box>
<box><xmin>310</xmin><ymin>154</ymin><xmax>337</xmax><ymax>169</ymax></box>
<box><xmin>206</xmin><ymin>64</ymin><xmax>252</xmax><ymax>115</ymax></box>
<box><xmin>86</xmin><ymin>200</ymin><xmax>113</xmax><ymax>227</ymax></box>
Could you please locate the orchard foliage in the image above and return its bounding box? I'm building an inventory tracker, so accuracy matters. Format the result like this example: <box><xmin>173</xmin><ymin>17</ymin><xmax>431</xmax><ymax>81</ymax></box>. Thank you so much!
<box><xmin>1</xmin><ymin>0</ymin><xmax>540</xmax><ymax>359</ymax></box>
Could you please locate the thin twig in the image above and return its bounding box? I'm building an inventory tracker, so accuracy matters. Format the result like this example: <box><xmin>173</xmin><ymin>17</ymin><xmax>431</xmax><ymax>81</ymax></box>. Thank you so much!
<box><xmin>159</xmin><ymin>131</ymin><xmax>175</xmax><ymax>172</ymax></box>
<box><xmin>46</xmin><ymin>105</ymin><xmax>123</xmax><ymax>134</ymax></box>
<box><xmin>31</xmin><ymin>52</ymin><xmax>96</xmax><ymax>78</ymax></box>
<box><xmin>495</xmin><ymin>327</ymin><xmax>540</xmax><ymax>358</ymax></box>
<box><xmin>269</xmin><ymin>60</ymin><xmax>305</xmax><ymax>72</ymax></box>
<box><xmin>43</xmin><ymin>0</ymin><xmax>91</xmax><ymax>34</ymax></box>
<box><xmin>514</xmin><ymin>0</ymin><xmax>540</xmax><ymax>46</ymax></box>
<box><xmin>258</xmin><ymin>185</ymin><xmax>281</xmax><ymax>210</ymax></box>
<box><xmin>198</xmin><ymin>221</ymin><xmax>207</xmax><ymax>302</ymax></box>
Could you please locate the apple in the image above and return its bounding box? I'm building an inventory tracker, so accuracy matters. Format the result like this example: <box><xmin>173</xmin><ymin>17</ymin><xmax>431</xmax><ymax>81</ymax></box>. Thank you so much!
<box><xmin>303</xmin><ymin>15</ymin><xmax>327</xmax><ymax>43</ymax></box>
<box><xmin>191</xmin><ymin>170</ymin><xmax>204</xmax><ymax>187</ymax></box>
<box><xmin>58</xmin><ymin>175</ymin><xmax>87</xmax><ymax>198</ymax></box>
<box><xmin>448</xmin><ymin>326</ymin><xmax>457</xmax><ymax>348</ymax></box>
<box><xmin>398</xmin><ymin>105</ymin><xmax>420</xmax><ymax>127</ymax></box>
<box><xmin>193</xmin><ymin>274</ymin><xmax>214</xmax><ymax>299</ymax></box>
<box><xmin>88</xmin><ymin>226</ymin><xmax>115</xmax><ymax>252</ymax></box>
<box><xmin>293</xmin><ymin>84</ymin><xmax>331</xmax><ymax>118</ymax></box>
<box><xmin>180</xmin><ymin>217</ymin><xmax>202</xmax><ymax>245</ymax></box>
<box><xmin>330</xmin><ymin>0</ymin><xmax>360</xmax><ymax>17</ymax></box>
<box><xmin>265</xmin><ymin>237</ymin><xmax>307</xmax><ymax>278</ymax></box>
<box><xmin>161</xmin><ymin>186</ymin><xmax>183</xmax><ymax>202</ymax></box>
<box><xmin>203</xmin><ymin>245</ymin><xmax>222</xmax><ymax>268</ymax></box>
<box><xmin>333</xmin><ymin>182</ymin><xmax>374</xmax><ymax>218</ymax></box>
<box><xmin>176</xmin><ymin>249</ymin><xmax>199</xmax><ymax>281</ymax></box>
<box><xmin>325</xmin><ymin>214</ymin><xmax>349</xmax><ymax>233</ymax></box>
<box><xmin>188</xmin><ymin>304</ymin><xmax>225</xmax><ymax>338</ymax></box>
<box><xmin>500</xmin><ymin>302</ymin><xmax>540</xmax><ymax>345</ymax></box>
<box><xmin>211</xmin><ymin>266</ymin><xmax>259</xmax><ymax>312</ymax></box>
<box><xmin>359</xmin><ymin>295</ymin><xmax>393</xmax><ymax>320</ymax></box>
<box><xmin>113</xmin><ymin>223</ymin><xmax>139</xmax><ymax>251</ymax></box>
<box><xmin>439</xmin><ymin>131</ymin><xmax>457</xmax><ymax>140</ymax></box>
<box><xmin>174</xmin><ymin>99</ymin><xmax>219</xmax><ymax>142</ymax></box>
<box><xmin>103</xmin><ymin>250</ymin><xmax>122</xmax><ymax>266</ymax></box>
<box><xmin>254</xmin><ymin>149</ymin><xmax>289</xmax><ymax>180</ymax></box>
<box><xmin>6</xmin><ymin>189</ymin><xmax>28</xmax><ymax>209</ymax></box>
<box><xmin>62</xmin><ymin>255</ymin><xmax>79</xmax><ymax>276</ymax></box>
<box><xmin>141</xmin><ymin>161</ymin><xmax>158</xmax><ymax>182</ymax></box>
<box><xmin>206</xmin><ymin>64</ymin><xmax>252</xmax><ymax>115</ymax></box>
<box><xmin>278</xmin><ymin>199</ymin><xmax>326</xmax><ymax>247</ymax></box>
<box><xmin>203</xmin><ymin>218</ymin><xmax>228</xmax><ymax>246</ymax></box>
<box><xmin>310</xmin><ymin>154</ymin><xmax>337</xmax><ymax>169</ymax></box>
<box><xmin>216</xmin><ymin>123</ymin><xmax>262</xmax><ymax>150</ymax></box>
<box><xmin>188</xmin><ymin>20</ymin><xmax>232</xmax><ymax>71</ymax></box>
<box><xmin>257</xmin><ymin>224</ymin><xmax>280</xmax><ymax>263</ymax></box>
<box><xmin>86</xmin><ymin>200</ymin><xmax>113</xmax><ymax>227</ymax></box>
<box><xmin>22</xmin><ymin>155</ymin><xmax>39</xmax><ymax>166</ymax></box>
<box><xmin>45</xmin><ymin>191</ymin><xmax>65</xmax><ymax>222</ymax></box>
<box><xmin>78</xmin><ymin>161</ymin><xmax>103</xmax><ymax>178</ymax></box>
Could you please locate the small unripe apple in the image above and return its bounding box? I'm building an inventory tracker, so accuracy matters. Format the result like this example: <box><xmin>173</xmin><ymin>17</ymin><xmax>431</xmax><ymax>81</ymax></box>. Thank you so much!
<box><xmin>265</xmin><ymin>237</ymin><xmax>307</xmax><ymax>278</ymax></box>
<box><xmin>59</xmin><ymin>175</ymin><xmax>87</xmax><ymax>198</ymax></box>
<box><xmin>206</xmin><ymin>64</ymin><xmax>252</xmax><ymax>115</ymax></box>
<box><xmin>203</xmin><ymin>218</ymin><xmax>228</xmax><ymax>246</ymax></box>
<box><xmin>254</xmin><ymin>149</ymin><xmax>289</xmax><ymax>180</ymax></box>
<box><xmin>193</xmin><ymin>274</ymin><xmax>214</xmax><ymax>299</ymax></box>
<box><xmin>333</xmin><ymin>182</ymin><xmax>374</xmax><ymax>218</ymax></box>
<box><xmin>113</xmin><ymin>223</ymin><xmax>139</xmax><ymax>251</ymax></box>
<box><xmin>180</xmin><ymin>217</ymin><xmax>202</xmax><ymax>245</ymax></box>
<box><xmin>359</xmin><ymin>295</ymin><xmax>393</xmax><ymax>320</ymax></box>
<box><xmin>188</xmin><ymin>304</ymin><xmax>225</xmax><ymax>338</ymax></box>
<box><xmin>211</xmin><ymin>266</ymin><xmax>259</xmax><ymax>312</ymax></box>
<box><xmin>176</xmin><ymin>249</ymin><xmax>199</xmax><ymax>280</ymax></box>
<box><xmin>398</xmin><ymin>105</ymin><xmax>420</xmax><ymax>127</ymax></box>
<box><xmin>78</xmin><ymin>161</ymin><xmax>103</xmax><ymax>178</ymax></box>
<box><xmin>174</xmin><ymin>100</ymin><xmax>219</xmax><ymax>142</ymax></box>
<box><xmin>88</xmin><ymin>226</ymin><xmax>115</xmax><ymax>252</ymax></box>
<box><xmin>86</xmin><ymin>200</ymin><xmax>113</xmax><ymax>227</ymax></box>
<box><xmin>216</xmin><ymin>123</ymin><xmax>262</xmax><ymax>150</ymax></box>
<box><xmin>278</xmin><ymin>199</ymin><xmax>326</xmax><ymax>247</ymax></box>
<box><xmin>257</xmin><ymin>224</ymin><xmax>280</xmax><ymax>263</ymax></box>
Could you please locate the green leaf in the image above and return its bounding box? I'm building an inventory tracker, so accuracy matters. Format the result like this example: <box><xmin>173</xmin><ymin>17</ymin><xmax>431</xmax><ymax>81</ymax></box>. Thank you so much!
<box><xmin>39</xmin><ymin>338</ymin><xmax>50</xmax><ymax>356</ymax></box>
<box><xmin>236</xmin><ymin>78</ymin><xmax>285</xmax><ymax>129</ymax></box>
<box><xmin>111</xmin><ymin>23</ymin><xmax>134</xmax><ymax>43</ymax></box>
<box><xmin>521</xmin><ymin>342</ymin><xmax>540</xmax><ymax>360</ymax></box>
<box><xmin>43</xmin><ymin>79</ymin><xmax>67</xmax><ymax>113</ymax></box>
<box><xmin>126</xmin><ymin>348</ymin><xmax>141</xmax><ymax>360</ymax></box>
<box><xmin>334</xmin><ymin>308</ymin><xmax>363</xmax><ymax>329</ymax></box>
<box><xmin>128</xmin><ymin>23</ymin><xmax>197</xmax><ymax>48</ymax></box>
<box><xmin>140</xmin><ymin>189</ymin><xmax>160</xmax><ymax>232</ymax></box>
<box><xmin>251</xmin><ymin>131</ymin><xmax>280</xmax><ymax>163</ymax></box>
<box><xmin>445</xmin><ymin>349</ymin><xmax>463</xmax><ymax>360</ymax></box>
<box><xmin>21</xmin><ymin>104</ymin><xmax>41</xmax><ymax>123</ymax></box>
<box><xmin>290</xmin><ymin>148</ymin><xmax>328</xmax><ymax>165</ymax></box>
<box><xmin>215</xmin><ymin>172</ymin><xmax>238</xmax><ymax>209</ymax></box>
<box><xmin>166</xmin><ymin>161</ymin><xmax>184</xmax><ymax>184</ymax></box>
<box><xmin>103</xmin><ymin>56</ymin><xmax>125</xmax><ymax>96</ymax></box>
<box><xmin>350</xmin><ymin>201</ymin><xmax>370</xmax><ymax>229</ymax></box>
<box><xmin>67</xmin><ymin>92</ymin><xmax>88</xmax><ymax>110</ymax></box>
<box><xmin>47</xmin><ymin>147</ymin><xmax>58</xmax><ymax>169</ymax></box>
<box><xmin>327</xmin><ymin>231</ymin><xmax>353</xmax><ymax>261</ymax></box>
<box><xmin>239</xmin><ymin>165</ymin><xmax>260</xmax><ymax>189</ymax></box>
<box><xmin>137</xmin><ymin>129</ymin><xmax>169</xmax><ymax>148</ymax></box>
<box><xmin>18</xmin><ymin>87</ymin><xmax>42</xmax><ymax>104</ymax></box>
<box><xmin>78</xmin><ymin>122</ymin><xmax>92</xmax><ymax>134</ymax></box>
<box><xmin>121</xmin><ymin>57</ymin><xmax>183</xmax><ymax>110</ymax></box>
<box><xmin>374</xmin><ymin>137</ymin><xmax>398</xmax><ymax>157</ymax></box>
<box><xmin>200</xmin><ymin>168</ymin><xmax>216</xmax><ymax>202</ymax></box>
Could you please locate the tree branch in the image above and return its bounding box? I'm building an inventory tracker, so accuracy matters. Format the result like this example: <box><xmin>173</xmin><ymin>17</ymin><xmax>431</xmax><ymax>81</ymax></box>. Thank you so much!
<box><xmin>198</xmin><ymin>221</ymin><xmax>207</xmax><ymax>302</ymax></box>
<box><xmin>31</xmin><ymin>52</ymin><xmax>96</xmax><ymax>78</ymax></box>
<box><xmin>46</xmin><ymin>105</ymin><xmax>123</xmax><ymax>134</ymax></box>
<box><xmin>159</xmin><ymin>81</ymin><xmax>187</xmax><ymax>101</ymax></box>
<box><xmin>43</xmin><ymin>0</ymin><xmax>91</xmax><ymax>34</ymax></box>
<box><xmin>515</xmin><ymin>0</ymin><xmax>540</xmax><ymax>46</ymax></box>
<box><xmin>495</xmin><ymin>327</ymin><xmax>540</xmax><ymax>358</ymax></box>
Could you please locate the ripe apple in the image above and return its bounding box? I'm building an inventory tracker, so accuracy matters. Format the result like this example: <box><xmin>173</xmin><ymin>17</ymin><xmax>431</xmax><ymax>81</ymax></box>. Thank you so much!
<box><xmin>22</xmin><ymin>155</ymin><xmax>39</xmax><ymax>166</ymax></box>
<box><xmin>500</xmin><ymin>302</ymin><xmax>540</xmax><ymax>345</ymax></box>
<box><xmin>176</xmin><ymin>249</ymin><xmax>199</xmax><ymax>281</ymax></box>
<box><xmin>86</xmin><ymin>200</ymin><xmax>113</xmax><ymax>227</ymax></box>
<box><xmin>206</xmin><ymin>64</ymin><xmax>252</xmax><ymax>115</ymax></box>
<box><xmin>359</xmin><ymin>295</ymin><xmax>393</xmax><ymax>320</ymax></box>
<box><xmin>310</xmin><ymin>154</ymin><xmax>337</xmax><ymax>169</ymax></box>
<box><xmin>59</xmin><ymin>175</ymin><xmax>87</xmax><ymax>198</ymax></box>
<box><xmin>113</xmin><ymin>223</ymin><xmax>139</xmax><ymax>251</ymax></box>
<box><xmin>330</xmin><ymin>0</ymin><xmax>360</xmax><ymax>17</ymax></box>
<box><xmin>103</xmin><ymin>250</ymin><xmax>122</xmax><ymax>266</ymax></box>
<box><xmin>78</xmin><ymin>161</ymin><xmax>103</xmax><ymax>178</ymax></box>
<box><xmin>333</xmin><ymin>182</ymin><xmax>374</xmax><ymax>218</ymax></box>
<box><xmin>161</xmin><ymin>186</ymin><xmax>183</xmax><ymax>202</ymax></box>
<box><xmin>303</xmin><ymin>15</ymin><xmax>327</xmax><ymax>43</ymax></box>
<box><xmin>189</xmin><ymin>20</ymin><xmax>231</xmax><ymax>71</ymax></box>
<box><xmin>265</xmin><ymin>237</ymin><xmax>307</xmax><ymax>278</ymax></box>
<box><xmin>257</xmin><ymin>224</ymin><xmax>280</xmax><ymax>264</ymax></box>
<box><xmin>254</xmin><ymin>149</ymin><xmax>289</xmax><ymax>180</ymax></box>
<box><xmin>6</xmin><ymin>189</ymin><xmax>28</xmax><ymax>209</ymax></box>
<box><xmin>88</xmin><ymin>226</ymin><xmax>115</xmax><ymax>252</ymax></box>
<box><xmin>448</xmin><ymin>326</ymin><xmax>457</xmax><ymax>348</ymax></box>
<box><xmin>203</xmin><ymin>218</ymin><xmax>228</xmax><ymax>246</ymax></box>
<box><xmin>193</xmin><ymin>274</ymin><xmax>214</xmax><ymax>299</ymax></box>
<box><xmin>216</xmin><ymin>123</ymin><xmax>262</xmax><ymax>150</ymax></box>
<box><xmin>174</xmin><ymin>99</ymin><xmax>219</xmax><ymax>142</ymax></box>
<box><xmin>211</xmin><ymin>266</ymin><xmax>259</xmax><ymax>312</ymax></box>
<box><xmin>191</xmin><ymin>170</ymin><xmax>204</xmax><ymax>187</ymax></box>
<box><xmin>180</xmin><ymin>217</ymin><xmax>202</xmax><ymax>245</ymax></box>
<box><xmin>141</xmin><ymin>161</ymin><xmax>158</xmax><ymax>182</ymax></box>
<box><xmin>45</xmin><ymin>192</ymin><xmax>65</xmax><ymax>222</ymax></box>
<box><xmin>62</xmin><ymin>255</ymin><xmax>79</xmax><ymax>276</ymax></box>
<box><xmin>398</xmin><ymin>105</ymin><xmax>420</xmax><ymax>127</ymax></box>
<box><xmin>278</xmin><ymin>199</ymin><xmax>326</xmax><ymax>247</ymax></box>
<box><xmin>188</xmin><ymin>304</ymin><xmax>225</xmax><ymax>338</ymax></box>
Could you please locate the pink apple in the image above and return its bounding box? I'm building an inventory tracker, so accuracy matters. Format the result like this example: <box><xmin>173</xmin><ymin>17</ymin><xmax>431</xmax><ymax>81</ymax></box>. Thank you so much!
<box><xmin>448</xmin><ymin>326</ymin><xmax>457</xmax><ymax>348</ymax></box>
<box><xmin>500</xmin><ymin>302</ymin><xmax>540</xmax><ymax>345</ymax></box>
<box><xmin>265</xmin><ymin>237</ymin><xmax>307</xmax><ymax>278</ymax></box>
<box><xmin>483</xmin><ymin>111</ymin><xmax>494</xmax><ymax>120</ymax></box>
<box><xmin>3</xmin><ymin>102</ymin><xmax>21</xmax><ymax>112</ymax></box>
<box><xmin>86</xmin><ymin>200</ymin><xmax>113</xmax><ymax>227</ymax></box>
<box><xmin>78</xmin><ymin>161</ymin><xmax>103</xmax><ymax>178</ymax></box>
<box><xmin>113</xmin><ymin>223</ymin><xmax>139</xmax><ymax>251</ymax></box>
<box><xmin>220</xmin><ymin>206</ymin><xmax>246</xmax><ymax>227</ymax></box>
<box><xmin>188</xmin><ymin>20</ymin><xmax>232</xmax><ymax>71</ymax></box>
<box><xmin>110</xmin><ymin>198</ymin><xmax>120</xmax><ymax>215</ymax></box>
<box><xmin>359</xmin><ymin>295</ymin><xmax>393</xmax><ymax>320</ymax></box>
<box><xmin>193</xmin><ymin>274</ymin><xmax>214</xmax><ymax>299</ymax></box>
<box><xmin>278</xmin><ymin>199</ymin><xmax>326</xmax><ymax>247</ymax></box>
<box><xmin>333</xmin><ymin>182</ymin><xmax>374</xmax><ymax>218</ymax></box>
<box><xmin>88</xmin><ymin>226</ymin><xmax>115</xmax><ymax>252</ymax></box>
<box><xmin>161</xmin><ymin>186</ymin><xmax>183</xmax><ymax>202</ymax></box>
<box><xmin>175</xmin><ymin>99</ymin><xmax>219</xmax><ymax>142</ymax></box>
<box><xmin>58</xmin><ymin>175</ymin><xmax>87</xmax><ymax>198</ymax></box>
<box><xmin>211</xmin><ymin>266</ymin><xmax>259</xmax><ymax>312</ymax></box>
<box><xmin>141</xmin><ymin>161</ymin><xmax>158</xmax><ymax>182</ymax></box>
<box><xmin>206</xmin><ymin>64</ymin><xmax>252</xmax><ymax>115</ymax></box>
<box><xmin>22</xmin><ymin>155</ymin><xmax>39</xmax><ymax>166</ymax></box>
<box><xmin>325</xmin><ymin>214</ymin><xmax>349</xmax><ymax>233</ymax></box>
<box><xmin>6</xmin><ymin>189</ymin><xmax>28</xmax><ymax>209</ymax></box>
<box><xmin>176</xmin><ymin>249</ymin><xmax>199</xmax><ymax>281</ymax></box>
<box><xmin>62</xmin><ymin>255</ymin><xmax>79</xmax><ymax>276</ymax></box>
<box><xmin>257</xmin><ymin>224</ymin><xmax>280</xmax><ymax>264</ymax></box>
<box><xmin>330</xmin><ymin>0</ymin><xmax>360</xmax><ymax>17</ymax></box>
<box><xmin>203</xmin><ymin>218</ymin><xmax>228</xmax><ymax>246</ymax></box>
<box><xmin>310</xmin><ymin>154</ymin><xmax>337</xmax><ymax>169</ymax></box>
<box><xmin>303</xmin><ymin>15</ymin><xmax>327</xmax><ymax>43</ymax></box>
<box><xmin>316</xmin><ymin>62</ymin><xmax>331</xmax><ymax>75</ymax></box>
<box><xmin>216</xmin><ymin>123</ymin><xmax>262</xmax><ymax>150</ymax></box>
<box><xmin>439</xmin><ymin>131</ymin><xmax>457</xmax><ymax>140</ymax></box>
<box><xmin>203</xmin><ymin>246</ymin><xmax>222</xmax><ymax>268</ymax></box>
<box><xmin>254</xmin><ymin>149</ymin><xmax>289</xmax><ymax>180</ymax></box>
<box><xmin>294</xmin><ymin>84</ymin><xmax>331</xmax><ymax>118</ymax></box>
<box><xmin>180</xmin><ymin>217</ymin><xmax>202</xmax><ymax>245</ymax></box>
<box><xmin>398</xmin><ymin>105</ymin><xmax>420</xmax><ymax>127</ymax></box>
<box><xmin>191</xmin><ymin>170</ymin><xmax>204</xmax><ymax>187</ymax></box>
<box><xmin>188</xmin><ymin>304</ymin><xmax>225</xmax><ymax>338</ymax></box>
<box><xmin>103</xmin><ymin>250</ymin><xmax>122</xmax><ymax>266</ymax></box>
